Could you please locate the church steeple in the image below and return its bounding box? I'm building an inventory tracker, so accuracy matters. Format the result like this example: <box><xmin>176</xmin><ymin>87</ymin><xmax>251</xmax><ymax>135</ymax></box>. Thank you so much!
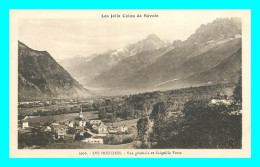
<box><xmin>79</xmin><ymin>104</ymin><xmax>83</xmax><ymax>118</ymax></box>
<box><xmin>75</xmin><ymin>104</ymin><xmax>86</xmax><ymax>121</ymax></box>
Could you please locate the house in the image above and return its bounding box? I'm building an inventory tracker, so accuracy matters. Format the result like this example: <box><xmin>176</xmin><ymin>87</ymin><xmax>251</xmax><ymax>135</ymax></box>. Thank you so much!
<box><xmin>211</xmin><ymin>99</ymin><xmax>232</xmax><ymax>105</ymax></box>
<box><xmin>82</xmin><ymin>137</ymin><xmax>103</xmax><ymax>144</ymax></box>
<box><xmin>65</xmin><ymin>120</ymin><xmax>75</xmax><ymax>128</ymax></box>
<box><xmin>79</xmin><ymin>130</ymin><xmax>85</xmax><ymax>136</ymax></box>
<box><xmin>42</xmin><ymin>126</ymin><xmax>51</xmax><ymax>132</ymax></box>
<box><xmin>69</xmin><ymin>121</ymin><xmax>75</xmax><ymax>128</ymax></box>
<box><xmin>57</xmin><ymin>128</ymin><xmax>66</xmax><ymax>139</ymax></box>
<box><xmin>38</xmin><ymin>102</ymin><xmax>44</xmax><ymax>106</ymax></box>
<box><xmin>45</xmin><ymin>101</ymin><xmax>52</xmax><ymax>106</ymax></box>
<box><xmin>51</xmin><ymin>124</ymin><xmax>68</xmax><ymax>139</ymax></box>
<box><xmin>98</xmin><ymin>124</ymin><xmax>108</xmax><ymax>134</ymax></box>
<box><xmin>229</xmin><ymin>110</ymin><xmax>242</xmax><ymax>115</ymax></box>
<box><xmin>90</xmin><ymin>120</ymin><xmax>102</xmax><ymax>125</ymax></box>
<box><xmin>22</xmin><ymin>120</ymin><xmax>29</xmax><ymax>129</ymax></box>
<box><xmin>18</xmin><ymin>101</ymin><xmax>34</xmax><ymax>108</ymax></box>
<box><xmin>23</xmin><ymin>116</ymin><xmax>40</xmax><ymax>119</ymax></box>
<box><xmin>92</xmin><ymin>124</ymin><xmax>98</xmax><ymax>130</ymax></box>
<box><xmin>51</xmin><ymin>122</ymin><xmax>60</xmax><ymax>126</ymax></box>
<box><xmin>78</xmin><ymin>120</ymin><xmax>87</xmax><ymax>127</ymax></box>
<box><xmin>119</xmin><ymin>125</ymin><xmax>128</xmax><ymax>133</ymax></box>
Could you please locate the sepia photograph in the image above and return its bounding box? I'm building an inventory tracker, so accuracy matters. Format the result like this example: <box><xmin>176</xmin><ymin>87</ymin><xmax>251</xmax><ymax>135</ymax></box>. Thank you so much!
<box><xmin>9</xmin><ymin>10</ymin><xmax>251</xmax><ymax>158</ymax></box>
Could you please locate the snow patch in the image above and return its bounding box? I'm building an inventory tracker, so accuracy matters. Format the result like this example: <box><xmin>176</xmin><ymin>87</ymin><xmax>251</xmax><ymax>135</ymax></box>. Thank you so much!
<box><xmin>155</xmin><ymin>78</ymin><xmax>179</xmax><ymax>87</ymax></box>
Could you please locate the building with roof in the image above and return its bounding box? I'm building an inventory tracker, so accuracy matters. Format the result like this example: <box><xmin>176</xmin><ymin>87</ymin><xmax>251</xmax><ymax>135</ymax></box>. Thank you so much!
<box><xmin>41</xmin><ymin>126</ymin><xmax>51</xmax><ymax>132</ymax></box>
<box><xmin>75</xmin><ymin>105</ymin><xmax>87</xmax><ymax>127</ymax></box>
<box><xmin>65</xmin><ymin>120</ymin><xmax>75</xmax><ymax>128</ymax></box>
<box><xmin>119</xmin><ymin>125</ymin><xmax>128</xmax><ymax>133</ymax></box>
<box><xmin>57</xmin><ymin>128</ymin><xmax>66</xmax><ymax>139</ymax></box>
<box><xmin>98</xmin><ymin>124</ymin><xmax>108</xmax><ymax>134</ymax></box>
<box><xmin>21</xmin><ymin>120</ymin><xmax>29</xmax><ymax>129</ymax></box>
<box><xmin>82</xmin><ymin>137</ymin><xmax>104</xmax><ymax>144</ymax></box>
<box><xmin>51</xmin><ymin>123</ymin><xmax>68</xmax><ymax>139</ymax></box>
<box><xmin>90</xmin><ymin>120</ymin><xmax>102</xmax><ymax>125</ymax></box>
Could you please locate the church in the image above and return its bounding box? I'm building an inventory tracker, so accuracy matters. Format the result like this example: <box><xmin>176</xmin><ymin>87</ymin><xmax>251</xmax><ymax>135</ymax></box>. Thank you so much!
<box><xmin>74</xmin><ymin>105</ymin><xmax>87</xmax><ymax>127</ymax></box>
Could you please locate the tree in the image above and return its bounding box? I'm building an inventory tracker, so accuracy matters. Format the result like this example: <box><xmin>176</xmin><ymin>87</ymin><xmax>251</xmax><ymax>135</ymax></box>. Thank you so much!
<box><xmin>149</xmin><ymin>102</ymin><xmax>169</xmax><ymax>147</ymax></box>
<box><xmin>150</xmin><ymin>101</ymin><xmax>167</xmax><ymax>119</ymax></box>
<box><xmin>169</xmin><ymin>100</ymin><xmax>241</xmax><ymax>149</ymax></box>
<box><xmin>29</xmin><ymin>129</ymin><xmax>54</xmax><ymax>147</ymax></box>
<box><xmin>232</xmin><ymin>75</ymin><xmax>242</xmax><ymax>107</ymax></box>
<box><xmin>147</xmin><ymin>99</ymin><xmax>242</xmax><ymax>149</ymax></box>
<box><xmin>137</xmin><ymin>117</ymin><xmax>149</xmax><ymax>142</ymax></box>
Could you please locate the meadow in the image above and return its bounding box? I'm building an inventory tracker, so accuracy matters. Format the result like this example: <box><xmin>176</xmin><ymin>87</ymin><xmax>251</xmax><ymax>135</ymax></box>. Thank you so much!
<box><xmin>18</xmin><ymin>103</ymin><xmax>78</xmax><ymax>115</ymax></box>
<box><xmin>27</xmin><ymin>111</ymin><xmax>99</xmax><ymax>127</ymax></box>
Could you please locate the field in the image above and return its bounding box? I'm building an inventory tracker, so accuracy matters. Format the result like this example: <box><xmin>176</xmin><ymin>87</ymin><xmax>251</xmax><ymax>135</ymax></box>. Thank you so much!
<box><xmin>107</xmin><ymin>119</ymin><xmax>138</xmax><ymax>127</ymax></box>
<box><xmin>19</xmin><ymin>103</ymin><xmax>78</xmax><ymax>115</ymax></box>
<box><xmin>45</xmin><ymin>141</ymin><xmax>134</xmax><ymax>149</ymax></box>
<box><xmin>27</xmin><ymin>111</ymin><xmax>99</xmax><ymax>126</ymax></box>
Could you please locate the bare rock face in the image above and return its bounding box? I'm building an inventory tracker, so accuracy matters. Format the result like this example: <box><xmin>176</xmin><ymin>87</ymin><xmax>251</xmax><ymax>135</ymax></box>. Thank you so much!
<box><xmin>183</xmin><ymin>18</ymin><xmax>241</xmax><ymax>45</ymax></box>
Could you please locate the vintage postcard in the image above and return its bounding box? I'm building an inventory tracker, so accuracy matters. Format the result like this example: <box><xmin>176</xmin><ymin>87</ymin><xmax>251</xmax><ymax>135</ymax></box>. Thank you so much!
<box><xmin>9</xmin><ymin>10</ymin><xmax>251</xmax><ymax>158</ymax></box>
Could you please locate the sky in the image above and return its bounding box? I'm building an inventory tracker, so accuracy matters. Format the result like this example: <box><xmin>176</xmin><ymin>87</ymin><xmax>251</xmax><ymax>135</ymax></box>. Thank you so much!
<box><xmin>18</xmin><ymin>10</ymin><xmax>241</xmax><ymax>60</ymax></box>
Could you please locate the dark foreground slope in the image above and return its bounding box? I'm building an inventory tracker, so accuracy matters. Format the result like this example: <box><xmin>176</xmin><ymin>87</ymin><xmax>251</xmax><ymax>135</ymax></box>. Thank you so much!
<box><xmin>18</xmin><ymin>42</ymin><xmax>93</xmax><ymax>100</ymax></box>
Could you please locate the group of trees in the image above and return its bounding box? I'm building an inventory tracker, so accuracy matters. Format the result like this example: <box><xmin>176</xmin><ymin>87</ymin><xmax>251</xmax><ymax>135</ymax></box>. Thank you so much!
<box><xmin>136</xmin><ymin>76</ymin><xmax>242</xmax><ymax>149</ymax></box>
<box><xmin>103</xmin><ymin>134</ymin><xmax>134</xmax><ymax>145</ymax></box>
<box><xmin>18</xmin><ymin>129</ymin><xmax>55</xmax><ymax>149</ymax></box>
<box><xmin>94</xmin><ymin>82</ymin><xmax>238</xmax><ymax>123</ymax></box>
<box><xmin>95</xmin><ymin>84</ymin><xmax>232</xmax><ymax>122</ymax></box>
<box><xmin>96</xmin><ymin>97</ymin><xmax>152</xmax><ymax>121</ymax></box>
<box><xmin>147</xmin><ymin>100</ymin><xmax>241</xmax><ymax>149</ymax></box>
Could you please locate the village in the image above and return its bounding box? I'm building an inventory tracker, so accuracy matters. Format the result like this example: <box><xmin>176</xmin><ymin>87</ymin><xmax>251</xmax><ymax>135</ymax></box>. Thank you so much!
<box><xmin>19</xmin><ymin>105</ymin><xmax>130</xmax><ymax>146</ymax></box>
<box><xmin>17</xmin><ymin>84</ymin><xmax>241</xmax><ymax>149</ymax></box>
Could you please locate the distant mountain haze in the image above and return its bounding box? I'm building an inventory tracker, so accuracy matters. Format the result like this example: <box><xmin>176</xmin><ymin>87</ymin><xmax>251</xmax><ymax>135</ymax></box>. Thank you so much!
<box><xmin>58</xmin><ymin>34</ymin><xmax>171</xmax><ymax>85</ymax></box>
<box><xmin>18</xmin><ymin>42</ymin><xmax>94</xmax><ymax>100</ymax></box>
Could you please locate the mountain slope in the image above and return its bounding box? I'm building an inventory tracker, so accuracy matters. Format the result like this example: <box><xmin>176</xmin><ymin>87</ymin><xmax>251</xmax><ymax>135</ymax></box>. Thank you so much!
<box><xmin>88</xmin><ymin>18</ymin><xmax>242</xmax><ymax>93</ymax></box>
<box><xmin>59</xmin><ymin>34</ymin><xmax>171</xmax><ymax>85</ymax></box>
<box><xmin>18</xmin><ymin>41</ymin><xmax>93</xmax><ymax>100</ymax></box>
<box><xmin>156</xmin><ymin>48</ymin><xmax>242</xmax><ymax>90</ymax></box>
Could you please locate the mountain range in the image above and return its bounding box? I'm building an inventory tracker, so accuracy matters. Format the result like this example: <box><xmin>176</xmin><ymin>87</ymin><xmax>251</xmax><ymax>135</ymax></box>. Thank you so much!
<box><xmin>18</xmin><ymin>42</ymin><xmax>93</xmax><ymax>100</ymax></box>
<box><xmin>58</xmin><ymin>34</ymin><xmax>171</xmax><ymax>85</ymax></box>
<box><xmin>85</xmin><ymin>18</ymin><xmax>241</xmax><ymax>94</ymax></box>
<box><xmin>19</xmin><ymin>17</ymin><xmax>242</xmax><ymax>99</ymax></box>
